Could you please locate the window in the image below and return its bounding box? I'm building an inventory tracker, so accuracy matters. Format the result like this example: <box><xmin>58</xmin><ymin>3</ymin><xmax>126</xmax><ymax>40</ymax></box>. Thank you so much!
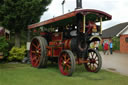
<box><xmin>125</xmin><ymin>37</ymin><xmax>128</xmax><ymax>43</ymax></box>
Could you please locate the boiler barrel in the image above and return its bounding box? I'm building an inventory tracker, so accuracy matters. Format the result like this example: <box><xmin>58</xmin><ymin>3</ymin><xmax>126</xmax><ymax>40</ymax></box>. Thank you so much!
<box><xmin>63</xmin><ymin>38</ymin><xmax>78</xmax><ymax>52</ymax></box>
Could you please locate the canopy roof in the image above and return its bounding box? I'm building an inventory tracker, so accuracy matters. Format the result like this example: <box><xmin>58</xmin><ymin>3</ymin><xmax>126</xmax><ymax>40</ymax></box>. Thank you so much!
<box><xmin>28</xmin><ymin>9</ymin><xmax>112</xmax><ymax>29</ymax></box>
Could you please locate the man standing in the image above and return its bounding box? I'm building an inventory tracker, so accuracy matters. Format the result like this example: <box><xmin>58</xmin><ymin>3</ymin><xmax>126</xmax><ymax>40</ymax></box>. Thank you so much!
<box><xmin>109</xmin><ymin>41</ymin><xmax>113</xmax><ymax>54</ymax></box>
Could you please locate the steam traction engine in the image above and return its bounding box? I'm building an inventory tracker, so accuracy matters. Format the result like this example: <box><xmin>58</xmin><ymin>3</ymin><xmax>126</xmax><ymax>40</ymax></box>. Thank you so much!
<box><xmin>28</xmin><ymin>9</ymin><xmax>112</xmax><ymax>76</ymax></box>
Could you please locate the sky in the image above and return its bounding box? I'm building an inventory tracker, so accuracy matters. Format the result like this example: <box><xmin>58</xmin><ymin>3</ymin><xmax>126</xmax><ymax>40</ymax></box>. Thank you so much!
<box><xmin>40</xmin><ymin>0</ymin><xmax>128</xmax><ymax>29</ymax></box>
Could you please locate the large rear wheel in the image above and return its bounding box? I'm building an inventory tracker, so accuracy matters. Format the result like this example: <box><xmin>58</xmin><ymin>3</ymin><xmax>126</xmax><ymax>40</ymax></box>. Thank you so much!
<box><xmin>58</xmin><ymin>50</ymin><xmax>75</xmax><ymax>76</ymax></box>
<box><xmin>84</xmin><ymin>49</ymin><xmax>102</xmax><ymax>72</ymax></box>
<box><xmin>29</xmin><ymin>36</ymin><xmax>48</xmax><ymax>68</ymax></box>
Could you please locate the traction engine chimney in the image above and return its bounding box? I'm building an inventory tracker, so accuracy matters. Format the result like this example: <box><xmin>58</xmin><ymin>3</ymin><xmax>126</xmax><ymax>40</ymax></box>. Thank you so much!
<box><xmin>76</xmin><ymin>0</ymin><xmax>82</xmax><ymax>9</ymax></box>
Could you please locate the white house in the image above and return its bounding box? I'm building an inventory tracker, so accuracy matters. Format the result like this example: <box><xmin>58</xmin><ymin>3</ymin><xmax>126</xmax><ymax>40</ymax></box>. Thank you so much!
<box><xmin>0</xmin><ymin>26</ymin><xmax>10</xmax><ymax>40</ymax></box>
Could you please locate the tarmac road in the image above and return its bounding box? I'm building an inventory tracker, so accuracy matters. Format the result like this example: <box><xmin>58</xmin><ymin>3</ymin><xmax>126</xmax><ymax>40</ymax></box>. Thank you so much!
<box><xmin>100</xmin><ymin>51</ymin><xmax>128</xmax><ymax>76</ymax></box>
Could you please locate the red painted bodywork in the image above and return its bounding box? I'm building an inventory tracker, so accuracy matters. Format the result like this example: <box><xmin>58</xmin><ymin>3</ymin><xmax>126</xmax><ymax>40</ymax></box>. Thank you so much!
<box><xmin>46</xmin><ymin>32</ymin><xmax>63</xmax><ymax>57</ymax></box>
<box><xmin>51</xmin><ymin>32</ymin><xmax>63</xmax><ymax>41</ymax></box>
<box><xmin>40</xmin><ymin>32</ymin><xmax>48</xmax><ymax>36</ymax></box>
<box><xmin>46</xmin><ymin>32</ymin><xmax>72</xmax><ymax>57</ymax></box>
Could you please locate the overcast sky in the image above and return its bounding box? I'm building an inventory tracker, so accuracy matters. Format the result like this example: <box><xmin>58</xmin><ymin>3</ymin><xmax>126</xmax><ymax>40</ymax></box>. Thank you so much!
<box><xmin>40</xmin><ymin>0</ymin><xmax>128</xmax><ymax>29</ymax></box>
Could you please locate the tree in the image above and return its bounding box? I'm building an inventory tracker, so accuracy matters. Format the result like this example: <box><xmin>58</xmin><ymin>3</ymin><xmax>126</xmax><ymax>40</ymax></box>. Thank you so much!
<box><xmin>0</xmin><ymin>0</ymin><xmax>52</xmax><ymax>47</ymax></box>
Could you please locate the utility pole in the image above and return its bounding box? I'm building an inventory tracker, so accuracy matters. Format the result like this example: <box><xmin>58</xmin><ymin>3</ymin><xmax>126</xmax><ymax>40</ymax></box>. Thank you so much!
<box><xmin>61</xmin><ymin>0</ymin><xmax>65</xmax><ymax>14</ymax></box>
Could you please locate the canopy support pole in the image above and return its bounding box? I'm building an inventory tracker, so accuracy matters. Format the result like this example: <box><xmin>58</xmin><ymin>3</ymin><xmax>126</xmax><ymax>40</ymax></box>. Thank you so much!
<box><xmin>83</xmin><ymin>15</ymin><xmax>86</xmax><ymax>33</ymax></box>
<box><xmin>100</xmin><ymin>17</ymin><xmax>102</xmax><ymax>34</ymax></box>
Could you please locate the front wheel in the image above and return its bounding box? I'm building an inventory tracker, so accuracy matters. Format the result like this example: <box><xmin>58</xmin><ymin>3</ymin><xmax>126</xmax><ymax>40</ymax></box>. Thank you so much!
<box><xmin>84</xmin><ymin>49</ymin><xmax>102</xmax><ymax>73</ymax></box>
<box><xmin>58</xmin><ymin>50</ymin><xmax>75</xmax><ymax>76</ymax></box>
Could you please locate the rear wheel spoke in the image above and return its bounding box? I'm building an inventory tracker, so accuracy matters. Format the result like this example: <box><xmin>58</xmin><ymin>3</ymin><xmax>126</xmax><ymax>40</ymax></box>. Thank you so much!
<box><xmin>31</xmin><ymin>51</ymin><xmax>36</xmax><ymax>54</ymax></box>
<box><xmin>66</xmin><ymin>64</ymin><xmax>71</xmax><ymax>69</ymax></box>
<box><xmin>32</xmin><ymin>56</ymin><xmax>37</xmax><ymax>61</ymax></box>
<box><xmin>32</xmin><ymin>43</ymin><xmax>38</xmax><ymax>49</ymax></box>
<box><xmin>63</xmin><ymin>54</ymin><xmax>67</xmax><ymax>61</ymax></box>
<box><xmin>34</xmin><ymin>60</ymin><xmax>39</xmax><ymax>66</ymax></box>
<box><xmin>64</xmin><ymin>66</ymin><xmax>68</xmax><ymax>72</ymax></box>
<box><xmin>66</xmin><ymin>58</ymin><xmax>70</xmax><ymax>63</ymax></box>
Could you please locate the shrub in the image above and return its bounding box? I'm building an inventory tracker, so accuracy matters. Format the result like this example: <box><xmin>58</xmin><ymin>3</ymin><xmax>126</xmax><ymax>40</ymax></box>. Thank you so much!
<box><xmin>8</xmin><ymin>46</ymin><xmax>26</xmax><ymax>61</ymax></box>
<box><xmin>112</xmin><ymin>37</ymin><xmax>120</xmax><ymax>50</ymax></box>
<box><xmin>98</xmin><ymin>43</ymin><xmax>103</xmax><ymax>51</ymax></box>
<box><xmin>0</xmin><ymin>37</ymin><xmax>9</xmax><ymax>57</ymax></box>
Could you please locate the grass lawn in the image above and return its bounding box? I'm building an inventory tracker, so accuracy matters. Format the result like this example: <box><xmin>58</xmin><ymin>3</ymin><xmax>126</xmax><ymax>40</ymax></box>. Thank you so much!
<box><xmin>0</xmin><ymin>63</ymin><xmax>128</xmax><ymax>85</ymax></box>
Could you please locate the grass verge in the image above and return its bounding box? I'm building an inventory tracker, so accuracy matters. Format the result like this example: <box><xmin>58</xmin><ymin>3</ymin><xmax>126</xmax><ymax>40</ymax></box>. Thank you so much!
<box><xmin>0</xmin><ymin>63</ymin><xmax>128</xmax><ymax>85</ymax></box>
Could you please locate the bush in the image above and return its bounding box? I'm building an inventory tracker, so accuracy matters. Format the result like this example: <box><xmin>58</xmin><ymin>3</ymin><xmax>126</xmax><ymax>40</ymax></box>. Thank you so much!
<box><xmin>112</xmin><ymin>37</ymin><xmax>120</xmax><ymax>50</ymax></box>
<box><xmin>0</xmin><ymin>37</ymin><xmax>9</xmax><ymax>57</ymax></box>
<box><xmin>8</xmin><ymin>46</ymin><xmax>26</xmax><ymax>61</ymax></box>
<box><xmin>98</xmin><ymin>43</ymin><xmax>103</xmax><ymax>51</ymax></box>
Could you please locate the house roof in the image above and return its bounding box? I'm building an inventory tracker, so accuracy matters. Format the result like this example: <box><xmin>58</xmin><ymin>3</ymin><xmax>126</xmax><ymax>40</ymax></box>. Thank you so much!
<box><xmin>102</xmin><ymin>22</ymin><xmax>128</xmax><ymax>38</ymax></box>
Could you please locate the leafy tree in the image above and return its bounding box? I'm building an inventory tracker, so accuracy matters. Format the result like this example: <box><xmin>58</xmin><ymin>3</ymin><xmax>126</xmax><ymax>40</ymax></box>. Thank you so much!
<box><xmin>0</xmin><ymin>0</ymin><xmax>52</xmax><ymax>47</ymax></box>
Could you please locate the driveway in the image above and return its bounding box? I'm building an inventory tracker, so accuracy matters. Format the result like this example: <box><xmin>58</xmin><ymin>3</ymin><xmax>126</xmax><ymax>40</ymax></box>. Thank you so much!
<box><xmin>100</xmin><ymin>51</ymin><xmax>128</xmax><ymax>76</ymax></box>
